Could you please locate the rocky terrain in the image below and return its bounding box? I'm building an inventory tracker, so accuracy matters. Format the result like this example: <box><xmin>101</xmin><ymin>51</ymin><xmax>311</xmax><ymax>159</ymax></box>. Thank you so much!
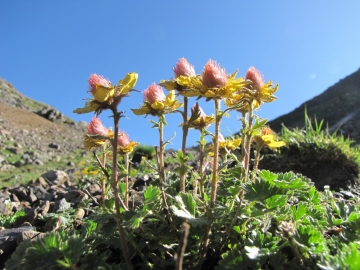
<box><xmin>1</xmin><ymin>71</ymin><xmax>360</xmax><ymax>267</ymax></box>
<box><xmin>269</xmin><ymin>68</ymin><xmax>360</xmax><ymax>144</ymax></box>
<box><xmin>0</xmin><ymin>78</ymin><xmax>89</xmax><ymax>187</ymax></box>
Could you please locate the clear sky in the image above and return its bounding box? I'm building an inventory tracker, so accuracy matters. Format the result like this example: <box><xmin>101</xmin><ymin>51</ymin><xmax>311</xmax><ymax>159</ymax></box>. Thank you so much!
<box><xmin>1</xmin><ymin>1</ymin><xmax>360</xmax><ymax>149</ymax></box>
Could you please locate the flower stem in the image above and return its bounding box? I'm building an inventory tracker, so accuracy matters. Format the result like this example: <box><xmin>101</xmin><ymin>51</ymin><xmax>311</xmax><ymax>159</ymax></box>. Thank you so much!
<box><xmin>159</xmin><ymin>118</ymin><xmax>165</xmax><ymax>186</ymax></box>
<box><xmin>243</xmin><ymin>101</ymin><xmax>254</xmax><ymax>182</ymax></box>
<box><xmin>197</xmin><ymin>99</ymin><xmax>221</xmax><ymax>269</ymax></box>
<box><xmin>210</xmin><ymin>99</ymin><xmax>221</xmax><ymax>208</ymax></box>
<box><xmin>111</xmin><ymin>108</ymin><xmax>132</xmax><ymax>269</ymax></box>
<box><xmin>252</xmin><ymin>146</ymin><xmax>262</xmax><ymax>180</ymax></box>
<box><xmin>125</xmin><ymin>153</ymin><xmax>129</xmax><ymax>208</ymax></box>
<box><xmin>101</xmin><ymin>151</ymin><xmax>107</xmax><ymax>201</ymax></box>
<box><xmin>157</xmin><ymin>118</ymin><xmax>178</xmax><ymax>234</ymax></box>
<box><xmin>180</xmin><ymin>97</ymin><xmax>189</xmax><ymax>193</ymax></box>
<box><xmin>198</xmin><ymin>134</ymin><xmax>206</xmax><ymax>201</ymax></box>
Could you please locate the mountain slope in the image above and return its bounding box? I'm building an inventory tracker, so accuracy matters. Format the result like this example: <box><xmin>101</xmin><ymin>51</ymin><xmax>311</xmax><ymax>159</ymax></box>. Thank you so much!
<box><xmin>0</xmin><ymin>78</ymin><xmax>88</xmax><ymax>187</ymax></box>
<box><xmin>268</xmin><ymin>68</ymin><xmax>360</xmax><ymax>143</ymax></box>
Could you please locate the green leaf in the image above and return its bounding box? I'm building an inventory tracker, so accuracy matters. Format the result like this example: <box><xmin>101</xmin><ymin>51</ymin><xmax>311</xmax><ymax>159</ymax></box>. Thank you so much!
<box><xmin>331</xmin><ymin>216</ymin><xmax>344</xmax><ymax>225</ymax></box>
<box><xmin>244</xmin><ymin>178</ymin><xmax>282</xmax><ymax>201</ymax></box>
<box><xmin>347</xmin><ymin>212</ymin><xmax>360</xmax><ymax>223</ymax></box>
<box><xmin>169</xmin><ymin>205</ymin><xmax>207</xmax><ymax>227</ymax></box>
<box><xmin>292</xmin><ymin>202</ymin><xmax>307</xmax><ymax>221</ymax></box>
<box><xmin>144</xmin><ymin>185</ymin><xmax>161</xmax><ymax>209</ymax></box>
<box><xmin>265</xmin><ymin>195</ymin><xmax>287</xmax><ymax>210</ymax></box>
<box><xmin>344</xmin><ymin>243</ymin><xmax>360</xmax><ymax>270</ymax></box>
<box><xmin>123</xmin><ymin>209</ymin><xmax>149</xmax><ymax>229</ymax></box>
<box><xmin>233</xmin><ymin>225</ymin><xmax>241</xmax><ymax>234</ymax></box>
<box><xmin>216</xmin><ymin>249</ymin><xmax>245</xmax><ymax>270</ymax></box>
<box><xmin>258</xmin><ymin>170</ymin><xmax>278</xmax><ymax>182</ymax></box>
<box><xmin>180</xmin><ymin>193</ymin><xmax>196</xmax><ymax>216</ymax></box>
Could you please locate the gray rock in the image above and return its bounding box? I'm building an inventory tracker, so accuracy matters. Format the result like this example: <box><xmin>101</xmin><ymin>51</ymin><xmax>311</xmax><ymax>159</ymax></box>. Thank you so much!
<box><xmin>54</xmin><ymin>198</ymin><xmax>71</xmax><ymax>212</ymax></box>
<box><xmin>0</xmin><ymin>223</ymin><xmax>35</xmax><ymax>267</ymax></box>
<box><xmin>13</xmin><ymin>159</ymin><xmax>25</xmax><ymax>167</ymax></box>
<box><xmin>64</xmin><ymin>190</ymin><xmax>88</xmax><ymax>205</ymax></box>
<box><xmin>41</xmin><ymin>170</ymin><xmax>69</xmax><ymax>185</ymax></box>
<box><xmin>48</xmin><ymin>142</ymin><xmax>60</xmax><ymax>150</ymax></box>
<box><xmin>32</xmin><ymin>186</ymin><xmax>54</xmax><ymax>201</ymax></box>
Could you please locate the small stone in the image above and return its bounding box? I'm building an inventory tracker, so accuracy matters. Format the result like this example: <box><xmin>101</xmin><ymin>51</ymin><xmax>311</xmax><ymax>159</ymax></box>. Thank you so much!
<box><xmin>54</xmin><ymin>198</ymin><xmax>71</xmax><ymax>212</ymax></box>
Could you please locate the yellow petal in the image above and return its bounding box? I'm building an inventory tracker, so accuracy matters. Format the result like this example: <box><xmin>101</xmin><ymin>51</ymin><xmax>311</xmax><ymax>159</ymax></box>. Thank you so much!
<box><xmin>151</xmin><ymin>101</ymin><xmax>165</xmax><ymax>110</ymax></box>
<box><xmin>118</xmin><ymin>72</ymin><xmax>138</xmax><ymax>94</ymax></box>
<box><xmin>93</xmin><ymin>85</ymin><xmax>115</xmax><ymax>102</ymax></box>
<box><xmin>176</xmin><ymin>76</ymin><xmax>193</xmax><ymax>87</ymax></box>
<box><xmin>267</xmin><ymin>141</ymin><xmax>286</xmax><ymax>149</ymax></box>
<box><xmin>131</xmin><ymin>106</ymin><xmax>151</xmax><ymax>115</ymax></box>
<box><xmin>73</xmin><ymin>102</ymin><xmax>99</xmax><ymax>114</ymax></box>
<box><xmin>159</xmin><ymin>80</ymin><xmax>177</xmax><ymax>90</ymax></box>
<box><xmin>165</xmin><ymin>90</ymin><xmax>175</xmax><ymax>104</ymax></box>
<box><xmin>118</xmin><ymin>141</ymin><xmax>140</xmax><ymax>155</ymax></box>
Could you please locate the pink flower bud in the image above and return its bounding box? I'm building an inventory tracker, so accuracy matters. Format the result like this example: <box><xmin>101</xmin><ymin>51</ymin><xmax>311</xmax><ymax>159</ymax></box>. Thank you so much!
<box><xmin>245</xmin><ymin>67</ymin><xmax>264</xmax><ymax>92</ymax></box>
<box><xmin>143</xmin><ymin>83</ymin><xmax>166</xmax><ymax>104</ymax></box>
<box><xmin>191</xmin><ymin>103</ymin><xmax>207</xmax><ymax>118</ymax></box>
<box><xmin>118</xmin><ymin>131</ymin><xmax>130</xmax><ymax>147</ymax></box>
<box><xmin>173</xmin><ymin>58</ymin><xmax>196</xmax><ymax>78</ymax></box>
<box><xmin>88</xmin><ymin>74</ymin><xmax>111</xmax><ymax>94</ymax></box>
<box><xmin>87</xmin><ymin>117</ymin><xmax>108</xmax><ymax>136</ymax></box>
<box><xmin>202</xmin><ymin>60</ymin><xmax>228</xmax><ymax>88</ymax></box>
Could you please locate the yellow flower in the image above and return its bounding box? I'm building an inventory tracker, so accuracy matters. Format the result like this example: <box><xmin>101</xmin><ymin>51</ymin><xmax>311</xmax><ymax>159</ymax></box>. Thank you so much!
<box><xmin>225</xmin><ymin>97</ymin><xmax>260</xmax><ymax>114</ymax></box>
<box><xmin>245</xmin><ymin>67</ymin><xmax>278</xmax><ymax>103</ymax></box>
<box><xmin>118</xmin><ymin>141</ymin><xmax>140</xmax><ymax>155</ymax></box>
<box><xmin>209</xmin><ymin>134</ymin><xmax>242</xmax><ymax>156</ymax></box>
<box><xmin>188</xmin><ymin>103</ymin><xmax>215</xmax><ymax>130</ymax></box>
<box><xmin>159</xmin><ymin>76</ymin><xmax>203</xmax><ymax>97</ymax></box>
<box><xmin>189</xmin><ymin>66</ymin><xmax>249</xmax><ymax>99</ymax></box>
<box><xmin>253</xmin><ymin>127</ymin><xmax>286</xmax><ymax>150</ymax></box>
<box><xmin>117</xmin><ymin>131</ymin><xmax>140</xmax><ymax>155</ymax></box>
<box><xmin>74</xmin><ymin>72</ymin><xmax>138</xmax><ymax>114</ymax></box>
<box><xmin>83</xmin><ymin>117</ymin><xmax>113</xmax><ymax>150</ymax></box>
<box><xmin>159</xmin><ymin>58</ymin><xmax>202</xmax><ymax>97</ymax></box>
<box><xmin>131</xmin><ymin>83</ymin><xmax>183</xmax><ymax>116</ymax></box>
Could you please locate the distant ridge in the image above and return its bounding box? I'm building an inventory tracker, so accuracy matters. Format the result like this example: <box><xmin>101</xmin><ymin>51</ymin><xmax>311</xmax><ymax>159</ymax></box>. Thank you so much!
<box><xmin>268</xmin><ymin>68</ymin><xmax>360</xmax><ymax>143</ymax></box>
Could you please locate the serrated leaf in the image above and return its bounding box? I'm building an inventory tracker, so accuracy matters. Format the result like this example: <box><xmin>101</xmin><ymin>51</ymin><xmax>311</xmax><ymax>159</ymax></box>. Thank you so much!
<box><xmin>123</xmin><ymin>209</ymin><xmax>149</xmax><ymax>229</ymax></box>
<box><xmin>265</xmin><ymin>195</ymin><xmax>287</xmax><ymax>210</ymax></box>
<box><xmin>169</xmin><ymin>205</ymin><xmax>207</xmax><ymax>227</ymax></box>
<box><xmin>144</xmin><ymin>185</ymin><xmax>161</xmax><ymax>203</ymax></box>
<box><xmin>258</xmin><ymin>170</ymin><xmax>278</xmax><ymax>182</ymax></box>
<box><xmin>180</xmin><ymin>193</ymin><xmax>196</xmax><ymax>216</ymax></box>
<box><xmin>244</xmin><ymin>178</ymin><xmax>282</xmax><ymax>201</ymax></box>
<box><xmin>292</xmin><ymin>202</ymin><xmax>307</xmax><ymax>221</ymax></box>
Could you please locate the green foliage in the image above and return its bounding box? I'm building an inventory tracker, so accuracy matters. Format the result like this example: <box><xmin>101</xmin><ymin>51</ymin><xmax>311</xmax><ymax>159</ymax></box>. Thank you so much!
<box><xmin>0</xmin><ymin>209</ymin><xmax>26</xmax><ymax>228</ymax></box>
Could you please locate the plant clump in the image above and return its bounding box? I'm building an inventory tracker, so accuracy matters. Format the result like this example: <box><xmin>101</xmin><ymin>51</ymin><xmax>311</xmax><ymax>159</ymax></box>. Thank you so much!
<box><xmin>260</xmin><ymin>113</ymin><xmax>360</xmax><ymax>191</ymax></box>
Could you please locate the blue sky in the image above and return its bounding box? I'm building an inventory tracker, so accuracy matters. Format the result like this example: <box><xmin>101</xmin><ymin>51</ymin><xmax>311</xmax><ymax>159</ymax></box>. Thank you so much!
<box><xmin>1</xmin><ymin>1</ymin><xmax>360</xmax><ymax>149</ymax></box>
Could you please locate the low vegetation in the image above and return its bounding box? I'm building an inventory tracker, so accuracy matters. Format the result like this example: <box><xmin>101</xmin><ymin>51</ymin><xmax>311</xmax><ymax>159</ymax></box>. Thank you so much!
<box><xmin>2</xmin><ymin>59</ymin><xmax>360</xmax><ymax>270</ymax></box>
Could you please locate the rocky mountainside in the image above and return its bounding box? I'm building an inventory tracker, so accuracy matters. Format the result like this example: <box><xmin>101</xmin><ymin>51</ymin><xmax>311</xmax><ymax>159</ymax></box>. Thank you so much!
<box><xmin>0</xmin><ymin>78</ymin><xmax>88</xmax><ymax>186</ymax></box>
<box><xmin>268</xmin><ymin>68</ymin><xmax>360</xmax><ymax>143</ymax></box>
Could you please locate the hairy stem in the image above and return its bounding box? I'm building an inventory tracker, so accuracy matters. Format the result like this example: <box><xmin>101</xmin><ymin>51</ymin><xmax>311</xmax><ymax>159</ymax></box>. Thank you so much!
<box><xmin>101</xmin><ymin>151</ymin><xmax>107</xmax><ymax>201</ymax></box>
<box><xmin>125</xmin><ymin>153</ymin><xmax>129</xmax><ymax>208</ymax></box>
<box><xmin>197</xmin><ymin>99</ymin><xmax>222</xmax><ymax>269</ymax></box>
<box><xmin>180</xmin><ymin>97</ymin><xmax>189</xmax><ymax>192</ymax></box>
<box><xmin>243</xmin><ymin>101</ymin><xmax>254</xmax><ymax>182</ymax></box>
<box><xmin>156</xmin><ymin>121</ymin><xmax>178</xmax><ymax>234</ymax></box>
<box><xmin>175</xmin><ymin>223</ymin><xmax>190</xmax><ymax>270</ymax></box>
<box><xmin>111</xmin><ymin>108</ymin><xmax>132</xmax><ymax>269</ymax></box>
<box><xmin>198</xmin><ymin>136</ymin><xmax>205</xmax><ymax>201</ymax></box>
